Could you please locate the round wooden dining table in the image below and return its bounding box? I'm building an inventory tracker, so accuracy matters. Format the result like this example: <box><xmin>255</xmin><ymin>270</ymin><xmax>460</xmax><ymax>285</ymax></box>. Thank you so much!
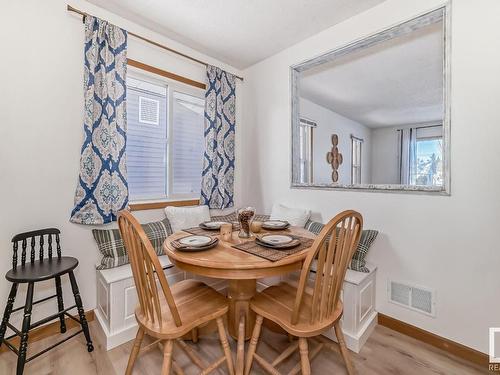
<box><xmin>163</xmin><ymin>227</ymin><xmax>315</xmax><ymax>341</ymax></box>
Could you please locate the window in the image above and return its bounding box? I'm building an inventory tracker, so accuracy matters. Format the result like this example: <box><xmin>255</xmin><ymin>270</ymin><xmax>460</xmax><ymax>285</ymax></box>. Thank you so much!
<box><xmin>126</xmin><ymin>74</ymin><xmax>205</xmax><ymax>202</ymax></box>
<box><xmin>298</xmin><ymin>118</ymin><xmax>315</xmax><ymax>184</ymax></box>
<box><xmin>413</xmin><ymin>134</ymin><xmax>443</xmax><ymax>186</ymax></box>
<box><xmin>351</xmin><ymin>136</ymin><xmax>362</xmax><ymax>184</ymax></box>
<box><xmin>399</xmin><ymin>125</ymin><xmax>443</xmax><ymax>186</ymax></box>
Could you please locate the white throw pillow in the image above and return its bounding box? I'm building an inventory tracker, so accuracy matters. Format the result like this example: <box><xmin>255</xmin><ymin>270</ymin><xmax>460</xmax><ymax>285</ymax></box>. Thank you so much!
<box><xmin>270</xmin><ymin>203</ymin><xmax>311</xmax><ymax>227</ymax></box>
<box><xmin>164</xmin><ymin>205</ymin><xmax>211</xmax><ymax>233</ymax></box>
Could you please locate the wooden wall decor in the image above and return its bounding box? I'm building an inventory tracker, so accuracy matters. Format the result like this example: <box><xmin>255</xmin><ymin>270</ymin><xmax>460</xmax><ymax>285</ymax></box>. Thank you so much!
<box><xmin>326</xmin><ymin>134</ymin><xmax>343</xmax><ymax>182</ymax></box>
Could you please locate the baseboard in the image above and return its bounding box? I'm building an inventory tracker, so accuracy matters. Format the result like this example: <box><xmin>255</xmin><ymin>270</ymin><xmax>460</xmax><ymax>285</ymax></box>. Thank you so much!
<box><xmin>378</xmin><ymin>313</ymin><xmax>488</xmax><ymax>366</ymax></box>
<box><xmin>0</xmin><ymin>310</ymin><xmax>94</xmax><ymax>354</ymax></box>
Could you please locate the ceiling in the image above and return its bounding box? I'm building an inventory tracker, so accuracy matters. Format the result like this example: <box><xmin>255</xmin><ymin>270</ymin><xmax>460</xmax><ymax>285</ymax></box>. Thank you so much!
<box><xmin>86</xmin><ymin>0</ymin><xmax>386</xmax><ymax>69</ymax></box>
<box><xmin>300</xmin><ymin>21</ymin><xmax>444</xmax><ymax>128</ymax></box>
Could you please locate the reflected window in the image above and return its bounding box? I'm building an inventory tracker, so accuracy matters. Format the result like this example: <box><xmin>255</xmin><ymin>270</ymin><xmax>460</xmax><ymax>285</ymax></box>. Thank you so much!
<box><xmin>398</xmin><ymin>125</ymin><xmax>443</xmax><ymax>187</ymax></box>
<box><xmin>414</xmin><ymin>136</ymin><xmax>443</xmax><ymax>186</ymax></box>
<box><xmin>298</xmin><ymin>118</ymin><xmax>315</xmax><ymax>184</ymax></box>
<box><xmin>351</xmin><ymin>136</ymin><xmax>363</xmax><ymax>184</ymax></box>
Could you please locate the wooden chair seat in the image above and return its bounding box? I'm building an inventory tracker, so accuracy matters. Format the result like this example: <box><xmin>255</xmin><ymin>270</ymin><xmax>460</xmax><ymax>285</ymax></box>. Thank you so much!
<box><xmin>136</xmin><ymin>279</ymin><xmax>229</xmax><ymax>339</ymax></box>
<box><xmin>250</xmin><ymin>282</ymin><xmax>343</xmax><ymax>337</ymax></box>
<box><xmin>5</xmin><ymin>256</ymin><xmax>79</xmax><ymax>283</ymax></box>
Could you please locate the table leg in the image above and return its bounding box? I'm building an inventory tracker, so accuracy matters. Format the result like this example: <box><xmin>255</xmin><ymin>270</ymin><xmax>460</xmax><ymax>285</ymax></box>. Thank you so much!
<box><xmin>228</xmin><ymin>279</ymin><xmax>256</xmax><ymax>340</ymax></box>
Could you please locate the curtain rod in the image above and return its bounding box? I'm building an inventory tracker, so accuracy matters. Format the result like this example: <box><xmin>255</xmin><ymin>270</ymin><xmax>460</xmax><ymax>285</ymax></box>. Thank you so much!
<box><xmin>67</xmin><ymin>4</ymin><xmax>244</xmax><ymax>81</ymax></box>
<box><xmin>396</xmin><ymin>124</ymin><xmax>442</xmax><ymax>131</ymax></box>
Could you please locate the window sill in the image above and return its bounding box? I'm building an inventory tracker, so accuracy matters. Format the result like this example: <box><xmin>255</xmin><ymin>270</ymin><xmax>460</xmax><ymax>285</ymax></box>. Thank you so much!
<box><xmin>129</xmin><ymin>199</ymin><xmax>200</xmax><ymax>211</ymax></box>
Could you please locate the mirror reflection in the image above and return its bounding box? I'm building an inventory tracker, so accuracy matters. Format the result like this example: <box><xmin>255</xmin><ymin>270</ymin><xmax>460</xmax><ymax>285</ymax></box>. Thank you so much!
<box><xmin>294</xmin><ymin>12</ymin><xmax>446</xmax><ymax>191</ymax></box>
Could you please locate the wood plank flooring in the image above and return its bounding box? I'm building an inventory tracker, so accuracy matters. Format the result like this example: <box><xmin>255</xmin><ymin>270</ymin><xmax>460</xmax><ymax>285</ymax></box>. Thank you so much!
<box><xmin>0</xmin><ymin>320</ymin><xmax>488</xmax><ymax>374</ymax></box>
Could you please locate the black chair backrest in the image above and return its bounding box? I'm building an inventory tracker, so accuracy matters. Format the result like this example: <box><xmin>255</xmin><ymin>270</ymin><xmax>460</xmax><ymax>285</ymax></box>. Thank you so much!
<box><xmin>11</xmin><ymin>228</ymin><xmax>62</xmax><ymax>268</ymax></box>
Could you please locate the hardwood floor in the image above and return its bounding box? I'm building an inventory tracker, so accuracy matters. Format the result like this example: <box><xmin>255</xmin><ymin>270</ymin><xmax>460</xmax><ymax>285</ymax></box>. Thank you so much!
<box><xmin>0</xmin><ymin>320</ymin><xmax>488</xmax><ymax>374</ymax></box>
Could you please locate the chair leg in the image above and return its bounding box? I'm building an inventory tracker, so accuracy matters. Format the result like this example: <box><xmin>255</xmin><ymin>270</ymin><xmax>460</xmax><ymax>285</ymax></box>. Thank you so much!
<box><xmin>17</xmin><ymin>282</ymin><xmax>34</xmax><ymax>375</ymax></box>
<box><xmin>55</xmin><ymin>276</ymin><xmax>66</xmax><ymax>333</ymax></box>
<box><xmin>334</xmin><ymin>322</ymin><xmax>355</xmax><ymax>375</ymax></box>
<box><xmin>298</xmin><ymin>338</ymin><xmax>311</xmax><ymax>375</ymax></box>
<box><xmin>216</xmin><ymin>317</ymin><xmax>235</xmax><ymax>375</ymax></box>
<box><xmin>68</xmin><ymin>271</ymin><xmax>93</xmax><ymax>352</ymax></box>
<box><xmin>161</xmin><ymin>340</ymin><xmax>174</xmax><ymax>375</ymax></box>
<box><xmin>244</xmin><ymin>314</ymin><xmax>263</xmax><ymax>375</ymax></box>
<box><xmin>191</xmin><ymin>328</ymin><xmax>198</xmax><ymax>343</ymax></box>
<box><xmin>0</xmin><ymin>283</ymin><xmax>18</xmax><ymax>348</ymax></box>
<box><xmin>125</xmin><ymin>327</ymin><xmax>145</xmax><ymax>375</ymax></box>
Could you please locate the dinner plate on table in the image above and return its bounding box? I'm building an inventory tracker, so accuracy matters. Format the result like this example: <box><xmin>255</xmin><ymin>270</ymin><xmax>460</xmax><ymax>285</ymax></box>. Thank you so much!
<box><xmin>256</xmin><ymin>234</ymin><xmax>300</xmax><ymax>249</ymax></box>
<box><xmin>199</xmin><ymin>221</ymin><xmax>229</xmax><ymax>230</ymax></box>
<box><xmin>261</xmin><ymin>220</ymin><xmax>290</xmax><ymax>230</ymax></box>
<box><xmin>172</xmin><ymin>235</ymin><xmax>218</xmax><ymax>252</ymax></box>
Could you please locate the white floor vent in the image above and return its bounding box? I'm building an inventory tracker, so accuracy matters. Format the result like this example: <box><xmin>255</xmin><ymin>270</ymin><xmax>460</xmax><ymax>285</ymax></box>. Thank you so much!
<box><xmin>388</xmin><ymin>280</ymin><xmax>435</xmax><ymax>317</ymax></box>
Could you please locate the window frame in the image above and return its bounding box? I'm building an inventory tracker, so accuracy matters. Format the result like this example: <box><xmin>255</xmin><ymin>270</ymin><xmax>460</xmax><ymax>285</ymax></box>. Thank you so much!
<box><xmin>127</xmin><ymin>65</ymin><xmax>206</xmax><ymax>208</ymax></box>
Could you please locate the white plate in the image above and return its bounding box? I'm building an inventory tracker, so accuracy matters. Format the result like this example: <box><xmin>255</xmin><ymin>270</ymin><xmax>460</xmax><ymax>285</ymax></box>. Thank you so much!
<box><xmin>179</xmin><ymin>235</ymin><xmax>213</xmax><ymax>247</ymax></box>
<box><xmin>262</xmin><ymin>220</ymin><xmax>289</xmax><ymax>229</ymax></box>
<box><xmin>259</xmin><ymin>234</ymin><xmax>294</xmax><ymax>245</ymax></box>
<box><xmin>202</xmin><ymin>221</ymin><xmax>228</xmax><ymax>229</ymax></box>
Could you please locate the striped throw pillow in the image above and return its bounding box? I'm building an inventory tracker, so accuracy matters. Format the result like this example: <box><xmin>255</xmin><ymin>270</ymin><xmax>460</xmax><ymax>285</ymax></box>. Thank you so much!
<box><xmin>304</xmin><ymin>220</ymin><xmax>378</xmax><ymax>273</ymax></box>
<box><xmin>211</xmin><ymin>212</ymin><xmax>270</xmax><ymax>222</ymax></box>
<box><xmin>93</xmin><ymin>217</ymin><xmax>173</xmax><ymax>270</ymax></box>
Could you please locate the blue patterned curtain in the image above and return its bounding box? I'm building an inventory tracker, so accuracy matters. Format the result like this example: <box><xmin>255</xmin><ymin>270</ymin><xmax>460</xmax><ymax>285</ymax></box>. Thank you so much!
<box><xmin>200</xmin><ymin>66</ymin><xmax>236</xmax><ymax>209</ymax></box>
<box><xmin>70</xmin><ymin>16</ymin><xmax>128</xmax><ymax>224</ymax></box>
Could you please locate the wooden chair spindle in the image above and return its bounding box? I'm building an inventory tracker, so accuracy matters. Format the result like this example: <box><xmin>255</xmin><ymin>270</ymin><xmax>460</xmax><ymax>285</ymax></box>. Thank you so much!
<box><xmin>39</xmin><ymin>235</ymin><xmax>44</xmax><ymax>261</ymax></box>
<box><xmin>48</xmin><ymin>234</ymin><xmax>53</xmax><ymax>258</ymax></box>
<box><xmin>30</xmin><ymin>237</ymin><xmax>36</xmax><ymax>263</ymax></box>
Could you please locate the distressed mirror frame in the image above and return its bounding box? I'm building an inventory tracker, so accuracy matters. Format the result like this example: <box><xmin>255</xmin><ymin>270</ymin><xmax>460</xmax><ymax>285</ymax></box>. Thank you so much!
<box><xmin>290</xmin><ymin>5</ymin><xmax>451</xmax><ymax>194</ymax></box>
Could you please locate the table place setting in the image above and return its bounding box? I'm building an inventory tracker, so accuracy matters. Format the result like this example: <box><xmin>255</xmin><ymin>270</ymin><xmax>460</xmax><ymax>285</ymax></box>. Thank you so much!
<box><xmin>170</xmin><ymin>235</ymin><xmax>219</xmax><ymax>252</ymax></box>
<box><xmin>231</xmin><ymin>233</ymin><xmax>314</xmax><ymax>262</ymax></box>
<box><xmin>172</xmin><ymin>207</ymin><xmax>312</xmax><ymax>260</ymax></box>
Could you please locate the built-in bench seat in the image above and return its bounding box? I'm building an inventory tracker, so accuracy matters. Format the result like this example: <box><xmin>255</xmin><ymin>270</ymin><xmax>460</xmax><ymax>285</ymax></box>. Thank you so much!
<box><xmin>95</xmin><ymin>256</ymin><xmax>376</xmax><ymax>352</ymax></box>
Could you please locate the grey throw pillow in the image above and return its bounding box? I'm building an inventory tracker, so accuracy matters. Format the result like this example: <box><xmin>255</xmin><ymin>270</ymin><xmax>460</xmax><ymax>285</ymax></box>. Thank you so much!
<box><xmin>304</xmin><ymin>220</ymin><xmax>378</xmax><ymax>273</ymax></box>
<box><xmin>93</xmin><ymin>217</ymin><xmax>173</xmax><ymax>270</ymax></box>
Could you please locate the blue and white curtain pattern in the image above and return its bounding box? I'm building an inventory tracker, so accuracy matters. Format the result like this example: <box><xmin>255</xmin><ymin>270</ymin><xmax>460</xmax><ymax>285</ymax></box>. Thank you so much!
<box><xmin>200</xmin><ymin>66</ymin><xmax>236</xmax><ymax>209</ymax></box>
<box><xmin>70</xmin><ymin>16</ymin><xmax>128</xmax><ymax>225</ymax></box>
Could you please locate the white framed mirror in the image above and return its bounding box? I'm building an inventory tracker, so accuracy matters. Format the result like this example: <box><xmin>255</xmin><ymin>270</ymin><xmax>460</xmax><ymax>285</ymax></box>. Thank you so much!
<box><xmin>291</xmin><ymin>6</ymin><xmax>450</xmax><ymax>194</ymax></box>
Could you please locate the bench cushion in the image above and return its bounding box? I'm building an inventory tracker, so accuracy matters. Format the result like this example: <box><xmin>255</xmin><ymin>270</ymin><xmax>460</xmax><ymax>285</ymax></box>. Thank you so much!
<box><xmin>93</xmin><ymin>217</ymin><xmax>172</xmax><ymax>270</ymax></box>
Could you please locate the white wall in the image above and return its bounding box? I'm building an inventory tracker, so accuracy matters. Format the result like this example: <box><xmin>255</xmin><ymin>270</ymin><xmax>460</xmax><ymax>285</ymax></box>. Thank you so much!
<box><xmin>370</xmin><ymin>126</ymin><xmax>400</xmax><ymax>184</ymax></box>
<box><xmin>242</xmin><ymin>0</ymin><xmax>500</xmax><ymax>353</ymax></box>
<box><xmin>0</xmin><ymin>0</ymin><xmax>242</xmax><ymax>330</ymax></box>
<box><xmin>300</xmin><ymin>98</ymin><xmax>372</xmax><ymax>185</ymax></box>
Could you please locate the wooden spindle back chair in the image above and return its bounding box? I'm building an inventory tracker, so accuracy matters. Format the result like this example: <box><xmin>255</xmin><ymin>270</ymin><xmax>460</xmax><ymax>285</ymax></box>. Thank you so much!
<box><xmin>118</xmin><ymin>211</ymin><xmax>182</xmax><ymax>329</ymax></box>
<box><xmin>294</xmin><ymin>210</ymin><xmax>362</xmax><ymax>326</ymax></box>
<box><xmin>1</xmin><ymin>228</ymin><xmax>92</xmax><ymax>375</ymax></box>
<box><xmin>118</xmin><ymin>211</ymin><xmax>235</xmax><ymax>375</ymax></box>
<box><xmin>245</xmin><ymin>210</ymin><xmax>363</xmax><ymax>375</ymax></box>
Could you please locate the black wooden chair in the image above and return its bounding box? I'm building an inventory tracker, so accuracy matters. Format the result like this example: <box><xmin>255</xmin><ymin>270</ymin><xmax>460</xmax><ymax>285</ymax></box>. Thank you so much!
<box><xmin>0</xmin><ymin>228</ymin><xmax>93</xmax><ymax>375</ymax></box>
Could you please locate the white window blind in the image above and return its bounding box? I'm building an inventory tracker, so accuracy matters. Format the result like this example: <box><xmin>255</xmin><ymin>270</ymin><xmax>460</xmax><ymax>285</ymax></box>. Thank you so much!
<box><xmin>171</xmin><ymin>92</ymin><xmax>205</xmax><ymax>196</ymax></box>
<box><xmin>126</xmin><ymin>77</ymin><xmax>168</xmax><ymax>201</ymax></box>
